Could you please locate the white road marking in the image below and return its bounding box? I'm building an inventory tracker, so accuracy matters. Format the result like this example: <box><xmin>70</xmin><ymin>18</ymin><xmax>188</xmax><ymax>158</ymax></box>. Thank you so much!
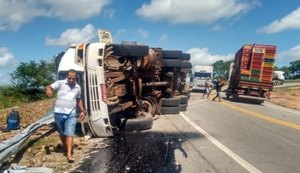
<box><xmin>180</xmin><ymin>112</ymin><xmax>262</xmax><ymax>173</ymax></box>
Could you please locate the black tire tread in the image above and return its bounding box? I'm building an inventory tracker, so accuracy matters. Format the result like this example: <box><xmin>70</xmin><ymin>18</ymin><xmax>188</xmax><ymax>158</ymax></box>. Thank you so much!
<box><xmin>161</xmin><ymin>106</ymin><xmax>181</xmax><ymax>114</ymax></box>
<box><xmin>125</xmin><ymin>112</ymin><xmax>153</xmax><ymax>131</ymax></box>
<box><xmin>111</xmin><ymin>44</ymin><xmax>149</xmax><ymax>57</ymax></box>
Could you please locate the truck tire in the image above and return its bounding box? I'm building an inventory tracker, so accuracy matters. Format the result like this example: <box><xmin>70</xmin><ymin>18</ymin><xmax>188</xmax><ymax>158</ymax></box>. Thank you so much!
<box><xmin>179</xmin><ymin>103</ymin><xmax>188</xmax><ymax>111</ymax></box>
<box><xmin>161</xmin><ymin>106</ymin><xmax>181</xmax><ymax>114</ymax></box>
<box><xmin>176</xmin><ymin>95</ymin><xmax>188</xmax><ymax>104</ymax></box>
<box><xmin>111</xmin><ymin>44</ymin><xmax>149</xmax><ymax>57</ymax></box>
<box><xmin>181</xmin><ymin>61</ymin><xmax>192</xmax><ymax>68</ymax></box>
<box><xmin>163</xmin><ymin>50</ymin><xmax>182</xmax><ymax>59</ymax></box>
<box><xmin>162</xmin><ymin>59</ymin><xmax>182</xmax><ymax>68</ymax></box>
<box><xmin>161</xmin><ymin>97</ymin><xmax>180</xmax><ymax>107</ymax></box>
<box><xmin>182</xmin><ymin>53</ymin><xmax>191</xmax><ymax>60</ymax></box>
<box><xmin>124</xmin><ymin>112</ymin><xmax>153</xmax><ymax>131</ymax></box>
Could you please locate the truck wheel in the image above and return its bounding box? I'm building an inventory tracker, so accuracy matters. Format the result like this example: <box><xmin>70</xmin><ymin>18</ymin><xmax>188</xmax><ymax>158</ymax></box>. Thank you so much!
<box><xmin>111</xmin><ymin>44</ymin><xmax>149</xmax><ymax>57</ymax></box>
<box><xmin>181</xmin><ymin>61</ymin><xmax>192</xmax><ymax>68</ymax></box>
<box><xmin>182</xmin><ymin>53</ymin><xmax>191</xmax><ymax>60</ymax></box>
<box><xmin>141</xmin><ymin>99</ymin><xmax>157</xmax><ymax>116</ymax></box>
<box><xmin>161</xmin><ymin>97</ymin><xmax>180</xmax><ymax>107</ymax></box>
<box><xmin>124</xmin><ymin>112</ymin><xmax>153</xmax><ymax>131</ymax></box>
<box><xmin>163</xmin><ymin>50</ymin><xmax>182</xmax><ymax>59</ymax></box>
<box><xmin>226</xmin><ymin>90</ymin><xmax>230</xmax><ymax>99</ymax></box>
<box><xmin>176</xmin><ymin>95</ymin><xmax>188</xmax><ymax>104</ymax></box>
<box><xmin>162</xmin><ymin>59</ymin><xmax>182</xmax><ymax>68</ymax></box>
<box><xmin>233</xmin><ymin>93</ymin><xmax>238</xmax><ymax>100</ymax></box>
<box><xmin>161</xmin><ymin>106</ymin><xmax>181</xmax><ymax>114</ymax></box>
<box><xmin>179</xmin><ymin>103</ymin><xmax>188</xmax><ymax>111</ymax></box>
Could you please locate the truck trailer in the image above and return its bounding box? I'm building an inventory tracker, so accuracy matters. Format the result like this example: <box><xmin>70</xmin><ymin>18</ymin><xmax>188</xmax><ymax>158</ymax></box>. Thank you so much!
<box><xmin>54</xmin><ymin>30</ymin><xmax>192</xmax><ymax>137</ymax></box>
<box><xmin>226</xmin><ymin>44</ymin><xmax>277</xmax><ymax>102</ymax></box>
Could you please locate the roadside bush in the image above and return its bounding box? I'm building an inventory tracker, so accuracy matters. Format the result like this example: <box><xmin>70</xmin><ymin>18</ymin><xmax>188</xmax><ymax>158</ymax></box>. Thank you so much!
<box><xmin>0</xmin><ymin>86</ymin><xmax>29</xmax><ymax>109</ymax></box>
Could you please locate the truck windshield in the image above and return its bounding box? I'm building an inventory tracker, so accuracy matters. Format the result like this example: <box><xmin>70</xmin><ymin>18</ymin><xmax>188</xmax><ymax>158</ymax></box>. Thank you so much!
<box><xmin>194</xmin><ymin>72</ymin><xmax>211</xmax><ymax>79</ymax></box>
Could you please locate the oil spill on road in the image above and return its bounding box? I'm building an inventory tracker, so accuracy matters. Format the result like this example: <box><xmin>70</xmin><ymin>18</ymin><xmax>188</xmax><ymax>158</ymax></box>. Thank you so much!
<box><xmin>74</xmin><ymin>130</ymin><xmax>186</xmax><ymax>173</ymax></box>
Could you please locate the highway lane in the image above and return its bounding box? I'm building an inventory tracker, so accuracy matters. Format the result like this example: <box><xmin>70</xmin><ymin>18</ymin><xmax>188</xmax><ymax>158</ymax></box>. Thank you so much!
<box><xmin>184</xmin><ymin>92</ymin><xmax>300</xmax><ymax>173</ymax></box>
<box><xmin>75</xmin><ymin>92</ymin><xmax>300</xmax><ymax>173</ymax></box>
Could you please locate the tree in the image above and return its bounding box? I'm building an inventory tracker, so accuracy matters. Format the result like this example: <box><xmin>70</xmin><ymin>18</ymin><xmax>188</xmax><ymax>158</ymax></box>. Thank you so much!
<box><xmin>213</xmin><ymin>59</ymin><xmax>233</xmax><ymax>80</ymax></box>
<box><xmin>289</xmin><ymin>60</ymin><xmax>300</xmax><ymax>79</ymax></box>
<box><xmin>10</xmin><ymin>60</ymin><xmax>56</xmax><ymax>101</ymax></box>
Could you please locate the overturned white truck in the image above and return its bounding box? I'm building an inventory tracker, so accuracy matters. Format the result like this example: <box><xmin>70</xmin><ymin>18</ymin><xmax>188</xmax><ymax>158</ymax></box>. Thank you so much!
<box><xmin>54</xmin><ymin>30</ymin><xmax>192</xmax><ymax>137</ymax></box>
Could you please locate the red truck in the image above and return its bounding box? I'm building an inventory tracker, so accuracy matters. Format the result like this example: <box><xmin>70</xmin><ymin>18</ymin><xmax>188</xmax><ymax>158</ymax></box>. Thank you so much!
<box><xmin>226</xmin><ymin>44</ymin><xmax>276</xmax><ymax>103</ymax></box>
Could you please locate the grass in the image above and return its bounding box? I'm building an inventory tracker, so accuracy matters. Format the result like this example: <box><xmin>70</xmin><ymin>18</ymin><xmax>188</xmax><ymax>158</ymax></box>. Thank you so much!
<box><xmin>270</xmin><ymin>86</ymin><xmax>300</xmax><ymax>110</ymax></box>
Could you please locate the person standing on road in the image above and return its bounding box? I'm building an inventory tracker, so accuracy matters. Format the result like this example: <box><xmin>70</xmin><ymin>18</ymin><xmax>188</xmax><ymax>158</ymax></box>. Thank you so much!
<box><xmin>44</xmin><ymin>69</ymin><xmax>85</xmax><ymax>163</ymax></box>
<box><xmin>202</xmin><ymin>77</ymin><xmax>212</xmax><ymax>99</ymax></box>
<box><xmin>212</xmin><ymin>78</ymin><xmax>225</xmax><ymax>102</ymax></box>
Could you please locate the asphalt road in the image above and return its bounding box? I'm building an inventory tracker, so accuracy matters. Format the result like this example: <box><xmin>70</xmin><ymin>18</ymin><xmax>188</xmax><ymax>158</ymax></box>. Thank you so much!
<box><xmin>75</xmin><ymin>92</ymin><xmax>300</xmax><ymax>173</ymax></box>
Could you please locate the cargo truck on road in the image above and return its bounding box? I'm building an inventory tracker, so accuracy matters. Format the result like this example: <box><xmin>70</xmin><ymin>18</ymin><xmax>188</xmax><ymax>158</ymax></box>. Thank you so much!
<box><xmin>226</xmin><ymin>44</ymin><xmax>277</xmax><ymax>102</ymax></box>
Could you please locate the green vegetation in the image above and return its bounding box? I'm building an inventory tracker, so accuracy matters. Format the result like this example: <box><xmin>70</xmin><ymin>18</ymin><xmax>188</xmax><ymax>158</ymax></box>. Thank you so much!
<box><xmin>275</xmin><ymin>60</ymin><xmax>300</xmax><ymax>79</ymax></box>
<box><xmin>213</xmin><ymin>59</ymin><xmax>233</xmax><ymax>80</ymax></box>
<box><xmin>0</xmin><ymin>60</ymin><xmax>56</xmax><ymax>109</ymax></box>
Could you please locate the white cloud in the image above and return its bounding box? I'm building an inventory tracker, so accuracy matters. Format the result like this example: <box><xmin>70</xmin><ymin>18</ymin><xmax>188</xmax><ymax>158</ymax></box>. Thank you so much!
<box><xmin>43</xmin><ymin>0</ymin><xmax>111</xmax><ymax>21</ymax></box>
<box><xmin>117</xmin><ymin>29</ymin><xmax>127</xmax><ymax>36</ymax></box>
<box><xmin>136</xmin><ymin>0</ymin><xmax>258</xmax><ymax>25</ymax></box>
<box><xmin>45</xmin><ymin>24</ymin><xmax>97</xmax><ymax>46</ymax></box>
<box><xmin>0</xmin><ymin>0</ymin><xmax>47</xmax><ymax>31</ymax></box>
<box><xmin>276</xmin><ymin>45</ymin><xmax>300</xmax><ymax>67</ymax></box>
<box><xmin>0</xmin><ymin>47</ymin><xmax>18</xmax><ymax>68</ymax></box>
<box><xmin>212</xmin><ymin>25</ymin><xmax>223</xmax><ymax>31</ymax></box>
<box><xmin>103</xmin><ymin>8</ymin><xmax>115</xmax><ymax>19</ymax></box>
<box><xmin>257</xmin><ymin>7</ymin><xmax>300</xmax><ymax>34</ymax></box>
<box><xmin>186</xmin><ymin>47</ymin><xmax>233</xmax><ymax>65</ymax></box>
<box><xmin>159</xmin><ymin>34</ymin><xmax>168</xmax><ymax>42</ymax></box>
<box><xmin>0</xmin><ymin>0</ymin><xmax>111</xmax><ymax>31</ymax></box>
<box><xmin>136</xmin><ymin>28</ymin><xmax>149</xmax><ymax>39</ymax></box>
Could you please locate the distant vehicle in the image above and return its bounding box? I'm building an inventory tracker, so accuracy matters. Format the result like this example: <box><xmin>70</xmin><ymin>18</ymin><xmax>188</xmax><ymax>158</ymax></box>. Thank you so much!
<box><xmin>192</xmin><ymin>65</ymin><xmax>213</xmax><ymax>91</ymax></box>
<box><xmin>273</xmin><ymin>71</ymin><xmax>285</xmax><ymax>85</ymax></box>
<box><xmin>226</xmin><ymin>44</ymin><xmax>277</xmax><ymax>102</ymax></box>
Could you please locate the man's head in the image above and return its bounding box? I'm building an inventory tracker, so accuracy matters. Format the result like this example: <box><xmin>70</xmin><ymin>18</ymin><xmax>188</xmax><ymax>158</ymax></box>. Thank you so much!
<box><xmin>67</xmin><ymin>69</ymin><xmax>77</xmax><ymax>85</ymax></box>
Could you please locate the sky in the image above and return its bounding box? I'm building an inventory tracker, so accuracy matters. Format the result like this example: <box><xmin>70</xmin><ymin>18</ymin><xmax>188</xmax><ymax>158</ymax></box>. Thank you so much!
<box><xmin>0</xmin><ymin>0</ymin><xmax>300</xmax><ymax>85</ymax></box>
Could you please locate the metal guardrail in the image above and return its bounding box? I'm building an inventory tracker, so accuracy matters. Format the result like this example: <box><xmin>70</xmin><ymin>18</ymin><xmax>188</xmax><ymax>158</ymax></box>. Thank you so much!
<box><xmin>0</xmin><ymin>109</ymin><xmax>55</xmax><ymax>166</ymax></box>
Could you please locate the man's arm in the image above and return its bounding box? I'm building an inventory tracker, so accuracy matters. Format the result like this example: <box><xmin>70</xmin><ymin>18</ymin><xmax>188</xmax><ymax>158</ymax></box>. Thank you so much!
<box><xmin>44</xmin><ymin>85</ymin><xmax>53</xmax><ymax>97</ymax></box>
<box><xmin>77</xmin><ymin>99</ymin><xmax>86</xmax><ymax>121</ymax></box>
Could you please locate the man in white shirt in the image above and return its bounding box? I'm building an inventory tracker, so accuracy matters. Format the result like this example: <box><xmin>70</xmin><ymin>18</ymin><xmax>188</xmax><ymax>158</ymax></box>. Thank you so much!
<box><xmin>45</xmin><ymin>69</ymin><xmax>85</xmax><ymax>163</ymax></box>
<box><xmin>202</xmin><ymin>77</ymin><xmax>212</xmax><ymax>99</ymax></box>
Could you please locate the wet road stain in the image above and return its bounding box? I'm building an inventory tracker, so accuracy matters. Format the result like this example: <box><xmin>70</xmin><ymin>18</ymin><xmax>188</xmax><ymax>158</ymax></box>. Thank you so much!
<box><xmin>74</xmin><ymin>130</ymin><xmax>186</xmax><ymax>173</ymax></box>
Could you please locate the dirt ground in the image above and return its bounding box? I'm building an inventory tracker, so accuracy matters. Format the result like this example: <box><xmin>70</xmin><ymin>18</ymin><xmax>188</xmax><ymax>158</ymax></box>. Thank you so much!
<box><xmin>0</xmin><ymin>86</ymin><xmax>299</xmax><ymax>172</ymax></box>
<box><xmin>268</xmin><ymin>86</ymin><xmax>300</xmax><ymax>110</ymax></box>
<box><xmin>0</xmin><ymin>99</ymin><xmax>103</xmax><ymax>173</ymax></box>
